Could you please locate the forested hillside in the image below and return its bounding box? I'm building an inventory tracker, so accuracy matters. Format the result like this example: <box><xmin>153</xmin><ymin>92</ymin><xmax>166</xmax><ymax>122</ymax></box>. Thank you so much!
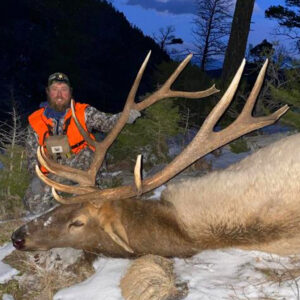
<box><xmin>0</xmin><ymin>0</ymin><xmax>169</xmax><ymax>121</ymax></box>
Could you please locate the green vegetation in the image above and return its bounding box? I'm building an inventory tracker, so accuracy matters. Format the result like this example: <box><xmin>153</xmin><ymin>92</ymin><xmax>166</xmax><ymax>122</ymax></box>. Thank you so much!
<box><xmin>247</xmin><ymin>42</ymin><xmax>300</xmax><ymax>132</ymax></box>
<box><xmin>108</xmin><ymin>98</ymin><xmax>182</xmax><ymax>169</ymax></box>
<box><xmin>0</xmin><ymin>145</ymin><xmax>29</xmax><ymax>218</ymax></box>
<box><xmin>0</xmin><ymin>280</ymin><xmax>25</xmax><ymax>300</ymax></box>
<box><xmin>229</xmin><ymin>138</ymin><xmax>250</xmax><ymax>154</ymax></box>
<box><xmin>153</xmin><ymin>60</ymin><xmax>217</xmax><ymax>128</ymax></box>
<box><xmin>269</xmin><ymin>70</ymin><xmax>300</xmax><ymax>130</ymax></box>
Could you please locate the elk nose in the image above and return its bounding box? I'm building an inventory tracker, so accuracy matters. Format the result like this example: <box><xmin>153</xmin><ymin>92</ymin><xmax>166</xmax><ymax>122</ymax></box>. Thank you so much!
<box><xmin>12</xmin><ymin>237</ymin><xmax>25</xmax><ymax>250</ymax></box>
<box><xmin>11</xmin><ymin>228</ymin><xmax>27</xmax><ymax>250</ymax></box>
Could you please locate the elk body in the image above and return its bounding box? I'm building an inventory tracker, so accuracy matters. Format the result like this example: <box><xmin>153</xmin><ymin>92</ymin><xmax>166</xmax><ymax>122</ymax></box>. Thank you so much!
<box><xmin>12</xmin><ymin>52</ymin><xmax>295</xmax><ymax>257</ymax></box>
<box><xmin>12</xmin><ymin>133</ymin><xmax>300</xmax><ymax>257</ymax></box>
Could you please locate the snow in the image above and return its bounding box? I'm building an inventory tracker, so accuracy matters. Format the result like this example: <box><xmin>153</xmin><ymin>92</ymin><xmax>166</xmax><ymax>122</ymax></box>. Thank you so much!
<box><xmin>147</xmin><ymin>185</ymin><xmax>166</xmax><ymax>200</ymax></box>
<box><xmin>174</xmin><ymin>249</ymin><xmax>300</xmax><ymax>299</ymax></box>
<box><xmin>205</xmin><ymin>148</ymin><xmax>249</xmax><ymax>170</ymax></box>
<box><xmin>54</xmin><ymin>258</ymin><xmax>130</xmax><ymax>300</ymax></box>
<box><xmin>0</xmin><ymin>243</ymin><xmax>18</xmax><ymax>284</ymax></box>
<box><xmin>52</xmin><ymin>249</ymin><xmax>300</xmax><ymax>299</ymax></box>
<box><xmin>2</xmin><ymin>294</ymin><xmax>14</xmax><ymax>300</ymax></box>
<box><xmin>43</xmin><ymin>216</ymin><xmax>53</xmax><ymax>227</ymax></box>
<box><xmin>1</xmin><ymin>242</ymin><xmax>300</xmax><ymax>299</ymax></box>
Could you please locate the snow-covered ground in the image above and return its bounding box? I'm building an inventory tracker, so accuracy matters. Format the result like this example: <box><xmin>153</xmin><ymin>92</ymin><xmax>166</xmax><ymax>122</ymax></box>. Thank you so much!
<box><xmin>1</xmin><ymin>243</ymin><xmax>300</xmax><ymax>300</ymax></box>
<box><xmin>0</xmin><ymin>244</ymin><xmax>18</xmax><ymax>284</ymax></box>
<box><xmin>54</xmin><ymin>248</ymin><xmax>300</xmax><ymax>299</ymax></box>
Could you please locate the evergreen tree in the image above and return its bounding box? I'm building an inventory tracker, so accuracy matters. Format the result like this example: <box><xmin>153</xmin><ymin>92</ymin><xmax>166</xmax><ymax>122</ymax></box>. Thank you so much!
<box><xmin>265</xmin><ymin>1</ymin><xmax>300</xmax><ymax>52</ymax></box>
<box><xmin>0</xmin><ymin>0</ymin><xmax>169</xmax><ymax>118</ymax></box>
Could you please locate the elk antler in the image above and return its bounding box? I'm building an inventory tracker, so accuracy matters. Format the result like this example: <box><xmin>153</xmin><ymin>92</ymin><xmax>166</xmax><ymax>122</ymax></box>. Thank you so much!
<box><xmin>36</xmin><ymin>55</ymin><xmax>288</xmax><ymax>205</ymax></box>
<box><xmin>36</xmin><ymin>51</ymin><xmax>218</xmax><ymax>194</ymax></box>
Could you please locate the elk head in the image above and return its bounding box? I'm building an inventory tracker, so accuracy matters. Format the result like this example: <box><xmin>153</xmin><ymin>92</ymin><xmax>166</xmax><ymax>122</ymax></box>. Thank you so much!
<box><xmin>12</xmin><ymin>52</ymin><xmax>288</xmax><ymax>255</ymax></box>
<box><xmin>12</xmin><ymin>202</ymin><xmax>134</xmax><ymax>256</ymax></box>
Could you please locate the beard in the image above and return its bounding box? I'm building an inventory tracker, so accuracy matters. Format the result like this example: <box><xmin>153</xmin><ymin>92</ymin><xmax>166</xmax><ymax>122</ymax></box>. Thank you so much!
<box><xmin>47</xmin><ymin>96</ymin><xmax>71</xmax><ymax>112</ymax></box>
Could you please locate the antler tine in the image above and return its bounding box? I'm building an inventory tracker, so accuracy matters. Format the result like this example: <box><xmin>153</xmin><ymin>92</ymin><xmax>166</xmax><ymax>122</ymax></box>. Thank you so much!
<box><xmin>48</xmin><ymin>59</ymin><xmax>288</xmax><ymax>205</ymax></box>
<box><xmin>37</xmin><ymin>146</ymin><xmax>95</xmax><ymax>186</ymax></box>
<box><xmin>86</xmin><ymin>50</ymin><xmax>153</xmax><ymax>181</ymax></box>
<box><xmin>71</xmin><ymin>99</ymin><xmax>97</xmax><ymax>147</ymax></box>
<box><xmin>223</xmin><ymin>59</ymin><xmax>289</xmax><ymax>134</ymax></box>
<box><xmin>35</xmin><ymin>165</ymin><xmax>96</xmax><ymax>194</ymax></box>
<box><xmin>164</xmin><ymin>54</ymin><xmax>193</xmax><ymax>90</ymax></box>
<box><xmin>97</xmin><ymin>51</ymin><xmax>152</xmax><ymax>148</ymax></box>
<box><xmin>201</xmin><ymin>59</ymin><xmax>246</xmax><ymax>134</ymax></box>
<box><xmin>51</xmin><ymin>187</ymin><xmax>73</xmax><ymax>204</ymax></box>
<box><xmin>135</xmin><ymin>54</ymin><xmax>219</xmax><ymax>111</ymax></box>
<box><xmin>237</xmin><ymin>59</ymin><xmax>289</xmax><ymax>122</ymax></box>
<box><xmin>134</xmin><ymin>154</ymin><xmax>142</xmax><ymax>195</ymax></box>
<box><xmin>241</xmin><ymin>59</ymin><xmax>268</xmax><ymax>115</ymax></box>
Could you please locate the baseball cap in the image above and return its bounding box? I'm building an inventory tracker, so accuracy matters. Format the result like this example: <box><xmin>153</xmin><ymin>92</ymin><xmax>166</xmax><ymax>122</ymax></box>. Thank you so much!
<box><xmin>48</xmin><ymin>72</ymin><xmax>71</xmax><ymax>87</ymax></box>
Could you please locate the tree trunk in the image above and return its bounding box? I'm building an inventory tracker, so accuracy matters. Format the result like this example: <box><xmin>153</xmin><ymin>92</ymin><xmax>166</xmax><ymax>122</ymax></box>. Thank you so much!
<box><xmin>221</xmin><ymin>0</ymin><xmax>255</xmax><ymax>85</ymax></box>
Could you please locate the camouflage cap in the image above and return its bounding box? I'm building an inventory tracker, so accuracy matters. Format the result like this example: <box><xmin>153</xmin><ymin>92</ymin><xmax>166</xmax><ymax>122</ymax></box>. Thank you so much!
<box><xmin>48</xmin><ymin>72</ymin><xmax>71</xmax><ymax>87</ymax></box>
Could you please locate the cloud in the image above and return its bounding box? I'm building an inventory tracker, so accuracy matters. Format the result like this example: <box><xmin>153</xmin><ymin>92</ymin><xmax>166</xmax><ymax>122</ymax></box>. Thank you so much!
<box><xmin>125</xmin><ymin>0</ymin><xmax>196</xmax><ymax>15</ymax></box>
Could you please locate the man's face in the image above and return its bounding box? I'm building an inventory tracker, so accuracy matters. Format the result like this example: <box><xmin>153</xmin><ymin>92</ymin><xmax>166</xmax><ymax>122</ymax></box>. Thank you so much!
<box><xmin>47</xmin><ymin>82</ymin><xmax>72</xmax><ymax>112</ymax></box>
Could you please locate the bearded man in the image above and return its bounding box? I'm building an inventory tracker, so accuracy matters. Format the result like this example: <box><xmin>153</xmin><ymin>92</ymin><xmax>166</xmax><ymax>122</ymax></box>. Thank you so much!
<box><xmin>24</xmin><ymin>72</ymin><xmax>140</xmax><ymax>214</ymax></box>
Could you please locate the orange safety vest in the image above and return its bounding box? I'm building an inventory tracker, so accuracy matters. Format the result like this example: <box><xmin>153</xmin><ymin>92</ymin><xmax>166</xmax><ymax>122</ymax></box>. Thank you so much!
<box><xmin>28</xmin><ymin>102</ymin><xmax>95</xmax><ymax>173</ymax></box>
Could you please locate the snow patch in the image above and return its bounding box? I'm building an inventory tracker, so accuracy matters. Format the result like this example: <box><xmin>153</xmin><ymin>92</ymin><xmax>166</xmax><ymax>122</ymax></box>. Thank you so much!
<box><xmin>0</xmin><ymin>243</ymin><xmax>19</xmax><ymax>284</ymax></box>
<box><xmin>2</xmin><ymin>294</ymin><xmax>15</xmax><ymax>300</ymax></box>
<box><xmin>174</xmin><ymin>249</ymin><xmax>300</xmax><ymax>299</ymax></box>
<box><xmin>51</xmin><ymin>249</ymin><xmax>300</xmax><ymax>299</ymax></box>
<box><xmin>147</xmin><ymin>185</ymin><xmax>167</xmax><ymax>200</ymax></box>
<box><xmin>43</xmin><ymin>216</ymin><xmax>53</xmax><ymax>227</ymax></box>
<box><xmin>54</xmin><ymin>258</ymin><xmax>130</xmax><ymax>300</ymax></box>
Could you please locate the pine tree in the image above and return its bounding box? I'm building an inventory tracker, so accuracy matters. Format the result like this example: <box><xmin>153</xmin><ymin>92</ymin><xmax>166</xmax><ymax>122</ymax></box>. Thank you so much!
<box><xmin>109</xmin><ymin>99</ymin><xmax>182</xmax><ymax>168</ymax></box>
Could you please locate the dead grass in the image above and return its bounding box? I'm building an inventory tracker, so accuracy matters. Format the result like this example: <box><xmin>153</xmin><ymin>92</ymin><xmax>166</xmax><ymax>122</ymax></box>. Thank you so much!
<box><xmin>0</xmin><ymin>195</ymin><xmax>27</xmax><ymax>221</ymax></box>
<box><xmin>257</xmin><ymin>266</ymin><xmax>300</xmax><ymax>284</ymax></box>
<box><xmin>2</xmin><ymin>249</ymin><xmax>95</xmax><ymax>300</ymax></box>
<box><xmin>0</xmin><ymin>279</ymin><xmax>26</xmax><ymax>299</ymax></box>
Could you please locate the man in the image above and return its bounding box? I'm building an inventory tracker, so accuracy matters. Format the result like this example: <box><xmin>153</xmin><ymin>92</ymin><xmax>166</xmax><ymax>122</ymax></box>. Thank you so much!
<box><xmin>24</xmin><ymin>72</ymin><xmax>141</xmax><ymax>214</ymax></box>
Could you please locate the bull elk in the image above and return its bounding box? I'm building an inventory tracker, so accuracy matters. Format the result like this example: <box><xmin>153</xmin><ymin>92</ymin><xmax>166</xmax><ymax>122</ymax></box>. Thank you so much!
<box><xmin>12</xmin><ymin>51</ymin><xmax>299</xmax><ymax>258</ymax></box>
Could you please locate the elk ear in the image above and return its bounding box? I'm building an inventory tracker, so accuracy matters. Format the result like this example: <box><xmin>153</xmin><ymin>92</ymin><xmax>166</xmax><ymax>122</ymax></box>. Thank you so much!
<box><xmin>97</xmin><ymin>202</ymin><xmax>134</xmax><ymax>253</ymax></box>
<box><xmin>103</xmin><ymin>219</ymin><xmax>134</xmax><ymax>253</ymax></box>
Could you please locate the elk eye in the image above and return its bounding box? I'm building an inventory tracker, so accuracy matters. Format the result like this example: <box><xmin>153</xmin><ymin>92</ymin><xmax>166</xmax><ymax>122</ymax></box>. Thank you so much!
<box><xmin>69</xmin><ymin>220</ymin><xmax>84</xmax><ymax>228</ymax></box>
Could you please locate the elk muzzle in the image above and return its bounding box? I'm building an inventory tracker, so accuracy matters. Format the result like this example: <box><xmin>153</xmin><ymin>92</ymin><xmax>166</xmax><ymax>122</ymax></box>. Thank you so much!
<box><xmin>11</xmin><ymin>226</ymin><xmax>28</xmax><ymax>250</ymax></box>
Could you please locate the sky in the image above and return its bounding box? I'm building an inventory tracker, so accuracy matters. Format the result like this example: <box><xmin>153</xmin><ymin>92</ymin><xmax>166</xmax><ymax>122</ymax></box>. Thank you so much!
<box><xmin>110</xmin><ymin>0</ymin><xmax>290</xmax><ymax>63</ymax></box>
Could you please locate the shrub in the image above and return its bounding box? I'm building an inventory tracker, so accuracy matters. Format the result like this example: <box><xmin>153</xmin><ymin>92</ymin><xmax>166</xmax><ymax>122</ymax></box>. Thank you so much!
<box><xmin>0</xmin><ymin>144</ymin><xmax>29</xmax><ymax>217</ymax></box>
<box><xmin>108</xmin><ymin>98</ymin><xmax>183</xmax><ymax>169</ymax></box>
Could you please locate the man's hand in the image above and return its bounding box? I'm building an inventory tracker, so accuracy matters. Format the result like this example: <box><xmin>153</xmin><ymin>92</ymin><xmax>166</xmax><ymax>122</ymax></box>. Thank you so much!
<box><xmin>127</xmin><ymin>109</ymin><xmax>141</xmax><ymax>124</ymax></box>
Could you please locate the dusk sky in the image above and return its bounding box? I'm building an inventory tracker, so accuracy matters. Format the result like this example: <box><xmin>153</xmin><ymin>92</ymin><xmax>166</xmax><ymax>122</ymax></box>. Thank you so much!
<box><xmin>110</xmin><ymin>0</ymin><xmax>289</xmax><ymax>55</ymax></box>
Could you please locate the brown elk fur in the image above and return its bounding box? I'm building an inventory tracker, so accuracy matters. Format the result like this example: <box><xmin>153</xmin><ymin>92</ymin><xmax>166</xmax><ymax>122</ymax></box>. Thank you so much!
<box><xmin>12</xmin><ymin>133</ymin><xmax>300</xmax><ymax>257</ymax></box>
<box><xmin>164</xmin><ymin>133</ymin><xmax>300</xmax><ymax>255</ymax></box>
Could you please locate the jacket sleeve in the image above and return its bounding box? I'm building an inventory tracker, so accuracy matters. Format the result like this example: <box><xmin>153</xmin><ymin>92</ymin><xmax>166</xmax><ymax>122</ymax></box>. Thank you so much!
<box><xmin>85</xmin><ymin>106</ymin><xmax>121</xmax><ymax>133</ymax></box>
<box><xmin>26</xmin><ymin>125</ymin><xmax>39</xmax><ymax>176</ymax></box>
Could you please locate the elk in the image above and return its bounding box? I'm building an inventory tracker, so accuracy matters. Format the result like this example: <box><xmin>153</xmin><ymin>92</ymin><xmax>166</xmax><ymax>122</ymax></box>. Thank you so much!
<box><xmin>12</xmin><ymin>52</ymin><xmax>298</xmax><ymax>258</ymax></box>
